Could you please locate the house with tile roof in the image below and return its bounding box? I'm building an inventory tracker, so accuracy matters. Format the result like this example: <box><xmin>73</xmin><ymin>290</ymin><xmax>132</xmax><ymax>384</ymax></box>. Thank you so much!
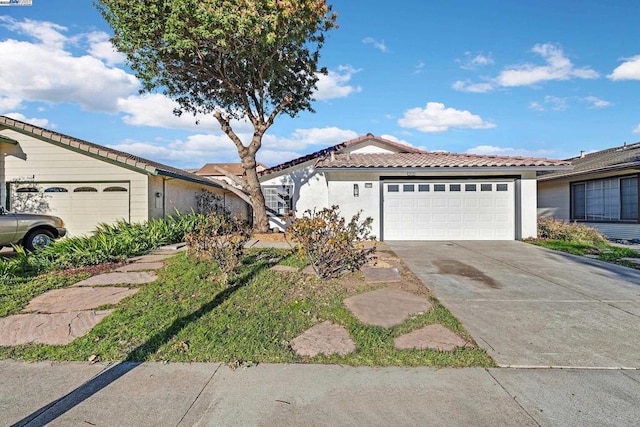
<box><xmin>0</xmin><ymin>116</ymin><xmax>248</xmax><ymax>237</ymax></box>
<box><xmin>259</xmin><ymin>134</ymin><xmax>571</xmax><ymax>240</ymax></box>
<box><xmin>538</xmin><ymin>142</ymin><xmax>640</xmax><ymax>240</ymax></box>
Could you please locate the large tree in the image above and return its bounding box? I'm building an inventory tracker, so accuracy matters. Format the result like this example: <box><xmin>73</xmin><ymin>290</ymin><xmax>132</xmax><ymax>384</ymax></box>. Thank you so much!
<box><xmin>97</xmin><ymin>0</ymin><xmax>337</xmax><ymax>231</ymax></box>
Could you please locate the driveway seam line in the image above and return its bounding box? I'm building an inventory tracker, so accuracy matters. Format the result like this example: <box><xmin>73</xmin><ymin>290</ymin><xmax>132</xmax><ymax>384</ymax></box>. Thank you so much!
<box><xmin>176</xmin><ymin>363</ymin><xmax>223</xmax><ymax>426</ymax></box>
<box><xmin>485</xmin><ymin>368</ymin><xmax>542</xmax><ymax>427</ymax></box>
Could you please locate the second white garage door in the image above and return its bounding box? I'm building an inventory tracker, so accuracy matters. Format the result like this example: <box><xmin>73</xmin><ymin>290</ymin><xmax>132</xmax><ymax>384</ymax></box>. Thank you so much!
<box><xmin>383</xmin><ymin>181</ymin><xmax>515</xmax><ymax>240</ymax></box>
<box><xmin>11</xmin><ymin>182</ymin><xmax>130</xmax><ymax>237</ymax></box>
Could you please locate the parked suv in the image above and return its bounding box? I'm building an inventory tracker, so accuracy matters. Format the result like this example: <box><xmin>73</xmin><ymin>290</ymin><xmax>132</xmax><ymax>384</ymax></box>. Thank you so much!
<box><xmin>0</xmin><ymin>207</ymin><xmax>67</xmax><ymax>251</ymax></box>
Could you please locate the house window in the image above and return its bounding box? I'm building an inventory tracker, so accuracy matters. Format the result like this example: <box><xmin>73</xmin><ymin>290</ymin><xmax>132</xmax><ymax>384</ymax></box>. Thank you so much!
<box><xmin>263</xmin><ymin>185</ymin><xmax>293</xmax><ymax>216</ymax></box>
<box><xmin>571</xmin><ymin>176</ymin><xmax>638</xmax><ymax>222</ymax></box>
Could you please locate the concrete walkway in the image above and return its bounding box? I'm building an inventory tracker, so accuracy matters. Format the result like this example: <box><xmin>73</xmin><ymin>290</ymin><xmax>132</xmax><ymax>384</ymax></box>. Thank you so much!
<box><xmin>2</xmin><ymin>361</ymin><xmax>639</xmax><ymax>426</ymax></box>
<box><xmin>388</xmin><ymin>241</ymin><xmax>640</xmax><ymax>369</ymax></box>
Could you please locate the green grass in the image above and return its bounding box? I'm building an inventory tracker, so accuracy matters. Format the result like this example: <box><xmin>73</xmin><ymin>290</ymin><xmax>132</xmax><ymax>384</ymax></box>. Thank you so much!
<box><xmin>529</xmin><ymin>239</ymin><xmax>640</xmax><ymax>268</ymax></box>
<box><xmin>0</xmin><ymin>249</ymin><xmax>493</xmax><ymax>368</ymax></box>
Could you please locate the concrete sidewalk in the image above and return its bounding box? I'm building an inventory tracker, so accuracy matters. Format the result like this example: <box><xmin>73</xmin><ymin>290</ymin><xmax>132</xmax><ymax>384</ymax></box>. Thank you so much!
<box><xmin>2</xmin><ymin>361</ymin><xmax>639</xmax><ymax>426</ymax></box>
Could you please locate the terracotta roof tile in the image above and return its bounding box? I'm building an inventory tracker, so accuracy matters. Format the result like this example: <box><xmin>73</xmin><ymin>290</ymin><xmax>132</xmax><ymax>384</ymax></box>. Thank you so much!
<box><xmin>316</xmin><ymin>152</ymin><xmax>570</xmax><ymax>169</ymax></box>
<box><xmin>260</xmin><ymin>133</ymin><xmax>425</xmax><ymax>175</ymax></box>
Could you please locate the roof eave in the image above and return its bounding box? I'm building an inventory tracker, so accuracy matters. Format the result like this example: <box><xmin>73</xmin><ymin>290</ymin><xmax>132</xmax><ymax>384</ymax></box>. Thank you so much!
<box><xmin>538</xmin><ymin>162</ymin><xmax>640</xmax><ymax>182</ymax></box>
<box><xmin>157</xmin><ymin>170</ymin><xmax>223</xmax><ymax>188</ymax></box>
<box><xmin>317</xmin><ymin>165</ymin><xmax>572</xmax><ymax>173</ymax></box>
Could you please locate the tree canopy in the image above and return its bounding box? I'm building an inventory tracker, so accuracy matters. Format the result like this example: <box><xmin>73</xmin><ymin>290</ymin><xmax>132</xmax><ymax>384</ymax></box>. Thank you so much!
<box><xmin>97</xmin><ymin>0</ymin><xmax>337</xmax><ymax>230</ymax></box>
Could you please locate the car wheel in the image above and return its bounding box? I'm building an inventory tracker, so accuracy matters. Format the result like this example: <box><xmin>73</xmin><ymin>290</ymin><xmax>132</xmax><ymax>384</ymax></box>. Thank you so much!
<box><xmin>24</xmin><ymin>229</ymin><xmax>55</xmax><ymax>251</ymax></box>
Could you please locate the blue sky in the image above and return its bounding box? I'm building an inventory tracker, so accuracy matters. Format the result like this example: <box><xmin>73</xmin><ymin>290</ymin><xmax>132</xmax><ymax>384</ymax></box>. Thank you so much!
<box><xmin>1</xmin><ymin>0</ymin><xmax>639</xmax><ymax>168</ymax></box>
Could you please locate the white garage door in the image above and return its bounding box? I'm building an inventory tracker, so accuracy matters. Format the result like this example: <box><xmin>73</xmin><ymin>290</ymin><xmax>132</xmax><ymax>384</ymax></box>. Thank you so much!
<box><xmin>383</xmin><ymin>181</ymin><xmax>515</xmax><ymax>240</ymax></box>
<box><xmin>11</xmin><ymin>182</ymin><xmax>130</xmax><ymax>237</ymax></box>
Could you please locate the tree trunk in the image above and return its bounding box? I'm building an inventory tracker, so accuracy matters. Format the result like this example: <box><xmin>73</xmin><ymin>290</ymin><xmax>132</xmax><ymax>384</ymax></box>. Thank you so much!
<box><xmin>241</xmin><ymin>152</ymin><xmax>269</xmax><ymax>232</ymax></box>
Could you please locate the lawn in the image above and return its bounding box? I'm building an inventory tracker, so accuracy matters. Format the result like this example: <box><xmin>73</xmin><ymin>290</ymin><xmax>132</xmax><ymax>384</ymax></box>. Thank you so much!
<box><xmin>0</xmin><ymin>248</ymin><xmax>494</xmax><ymax>368</ymax></box>
<box><xmin>528</xmin><ymin>239</ymin><xmax>640</xmax><ymax>268</ymax></box>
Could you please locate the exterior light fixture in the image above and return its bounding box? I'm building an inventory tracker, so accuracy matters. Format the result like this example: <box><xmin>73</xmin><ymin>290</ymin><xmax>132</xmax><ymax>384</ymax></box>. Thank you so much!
<box><xmin>353</xmin><ymin>183</ymin><xmax>359</xmax><ymax>197</ymax></box>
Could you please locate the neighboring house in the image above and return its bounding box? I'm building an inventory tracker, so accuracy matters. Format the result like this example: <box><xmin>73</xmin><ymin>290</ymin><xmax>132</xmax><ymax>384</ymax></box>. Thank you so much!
<box><xmin>538</xmin><ymin>142</ymin><xmax>640</xmax><ymax>240</ymax></box>
<box><xmin>0</xmin><ymin>116</ymin><xmax>248</xmax><ymax>237</ymax></box>
<box><xmin>195</xmin><ymin>162</ymin><xmax>267</xmax><ymax>187</ymax></box>
<box><xmin>259</xmin><ymin>134</ymin><xmax>570</xmax><ymax>241</ymax></box>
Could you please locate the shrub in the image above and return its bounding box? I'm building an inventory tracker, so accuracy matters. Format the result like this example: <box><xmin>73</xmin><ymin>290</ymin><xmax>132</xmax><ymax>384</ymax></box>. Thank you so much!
<box><xmin>0</xmin><ymin>212</ymin><xmax>208</xmax><ymax>279</ymax></box>
<box><xmin>185</xmin><ymin>213</ymin><xmax>251</xmax><ymax>278</ymax></box>
<box><xmin>537</xmin><ymin>217</ymin><xmax>607</xmax><ymax>244</ymax></box>
<box><xmin>288</xmin><ymin>205</ymin><xmax>376</xmax><ymax>279</ymax></box>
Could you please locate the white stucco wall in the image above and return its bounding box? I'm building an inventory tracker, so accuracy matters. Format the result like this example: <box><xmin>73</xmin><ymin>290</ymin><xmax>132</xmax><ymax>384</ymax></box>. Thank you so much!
<box><xmin>519</xmin><ymin>175</ymin><xmax>539</xmax><ymax>239</ymax></box>
<box><xmin>261</xmin><ymin>158</ymin><xmax>547</xmax><ymax>241</ymax></box>
<box><xmin>260</xmin><ymin>162</ymin><xmax>329</xmax><ymax>230</ymax></box>
<box><xmin>1</xmin><ymin>130</ymin><xmax>149</xmax><ymax>225</ymax></box>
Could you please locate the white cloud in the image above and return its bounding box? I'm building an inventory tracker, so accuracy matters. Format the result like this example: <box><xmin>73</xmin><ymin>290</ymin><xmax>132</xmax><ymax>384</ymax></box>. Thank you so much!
<box><xmin>0</xmin><ymin>19</ymin><xmax>139</xmax><ymax>112</ymax></box>
<box><xmin>0</xmin><ymin>97</ymin><xmax>23</xmax><ymax>112</ymax></box>
<box><xmin>582</xmin><ymin>96</ymin><xmax>612</xmax><ymax>109</ymax></box>
<box><xmin>107</xmin><ymin>126</ymin><xmax>360</xmax><ymax>168</ymax></box>
<box><xmin>633</xmin><ymin>124</ymin><xmax>640</xmax><ymax>134</ymax></box>
<box><xmin>465</xmin><ymin>145</ymin><xmax>555</xmax><ymax>158</ymax></box>
<box><xmin>362</xmin><ymin>37</ymin><xmax>388</xmax><ymax>53</ymax></box>
<box><xmin>414</xmin><ymin>61</ymin><xmax>425</xmax><ymax>74</ymax></box>
<box><xmin>529</xmin><ymin>96</ymin><xmax>568</xmax><ymax>111</ymax></box>
<box><xmin>458</xmin><ymin>52</ymin><xmax>494</xmax><ymax>70</ymax></box>
<box><xmin>497</xmin><ymin>44</ymin><xmax>599</xmax><ymax>87</ymax></box>
<box><xmin>608</xmin><ymin>55</ymin><xmax>640</xmax><ymax>80</ymax></box>
<box><xmin>454</xmin><ymin>44</ymin><xmax>599</xmax><ymax>92</ymax></box>
<box><xmin>0</xmin><ymin>16</ymin><xmax>67</xmax><ymax>49</ymax></box>
<box><xmin>4</xmin><ymin>112</ymin><xmax>53</xmax><ymax>128</ymax></box>
<box><xmin>314</xmin><ymin>66</ymin><xmax>361</xmax><ymax>100</ymax></box>
<box><xmin>452</xmin><ymin>80</ymin><xmax>495</xmax><ymax>93</ymax></box>
<box><xmin>398</xmin><ymin>102</ymin><xmax>496</xmax><ymax>133</ymax></box>
<box><xmin>117</xmin><ymin>93</ymin><xmax>242</xmax><ymax>132</ymax></box>
<box><xmin>86</xmin><ymin>31</ymin><xmax>126</xmax><ymax>66</ymax></box>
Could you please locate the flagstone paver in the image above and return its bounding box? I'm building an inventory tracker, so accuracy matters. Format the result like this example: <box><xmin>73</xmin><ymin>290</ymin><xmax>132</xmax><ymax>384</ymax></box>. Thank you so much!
<box><xmin>115</xmin><ymin>262</ymin><xmax>165</xmax><ymax>272</ymax></box>
<box><xmin>72</xmin><ymin>271</ymin><xmax>157</xmax><ymax>287</ymax></box>
<box><xmin>129</xmin><ymin>254</ymin><xmax>176</xmax><ymax>263</ymax></box>
<box><xmin>0</xmin><ymin>310</ymin><xmax>113</xmax><ymax>346</ymax></box>
<box><xmin>23</xmin><ymin>287</ymin><xmax>139</xmax><ymax>314</ymax></box>
<box><xmin>344</xmin><ymin>287</ymin><xmax>432</xmax><ymax>328</ymax></box>
<box><xmin>290</xmin><ymin>321</ymin><xmax>356</xmax><ymax>357</ymax></box>
<box><xmin>361</xmin><ymin>267</ymin><xmax>402</xmax><ymax>283</ymax></box>
<box><xmin>270</xmin><ymin>265</ymin><xmax>299</xmax><ymax>273</ymax></box>
<box><xmin>394</xmin><ymin>324</ymin><xmax>469</xmax><ymax>351</ymax></box>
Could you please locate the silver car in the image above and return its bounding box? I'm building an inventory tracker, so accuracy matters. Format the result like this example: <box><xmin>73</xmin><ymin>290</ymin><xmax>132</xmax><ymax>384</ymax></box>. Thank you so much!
<box><xmin>0</xmin><ymin>206</ymin><xmax>67</xmax><ymax>251</ymax></box>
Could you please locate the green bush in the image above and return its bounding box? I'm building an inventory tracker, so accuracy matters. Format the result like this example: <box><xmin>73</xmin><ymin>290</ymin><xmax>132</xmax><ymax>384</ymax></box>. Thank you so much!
<box><xmin>288</xmin><ymin>205</ymin><xmax>376</xmax><ymax>279</ymax></box>
<box><xmin>185</xmin><ymin>213</ymin><xmax>251</xmax><ymax>279</ymax></box>
<box><xmin>0</xmin><ymin>212</ymin><xmax>208</xmax><ymax>279</ymax></box>
<box><xmin>537</xmin><ymin>217</ymin><xmax>607</xmax><ymax>244</ymax></box>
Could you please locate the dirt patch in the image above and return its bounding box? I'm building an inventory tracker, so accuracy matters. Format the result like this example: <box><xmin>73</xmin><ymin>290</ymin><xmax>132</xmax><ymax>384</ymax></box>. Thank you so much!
<box><xmin>251</xmin><ymin>232</ymin><xmax>290</xmax><ymax>243</ymax></box>
<box><xmin>433</xmin><ymin>259</ymin><xmax>500</xmax><ymax>289</ymax></box>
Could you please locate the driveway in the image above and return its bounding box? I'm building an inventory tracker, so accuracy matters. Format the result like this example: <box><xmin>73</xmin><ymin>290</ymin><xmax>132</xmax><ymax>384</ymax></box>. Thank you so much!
<box><xmin>388</xmin><ymin>241</ymin><xmax>640</xmax><ymax>368</ymax></box>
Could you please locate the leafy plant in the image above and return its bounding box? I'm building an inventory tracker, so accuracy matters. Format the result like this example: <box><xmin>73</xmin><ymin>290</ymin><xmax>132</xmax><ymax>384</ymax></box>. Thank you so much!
<box><xmin>185</xmin><ymin>213</ymin><xmax>251</xmax><ymax>279</ymax></box>
<box><xmin>288</xmin><ymin>205</ymin><xmax>376</xmax><ymax>279</ymax></box>
<box><xmin>537</xmin><ymin>217</ymin><xmax>607</xmax><ymax>244</ymax></box>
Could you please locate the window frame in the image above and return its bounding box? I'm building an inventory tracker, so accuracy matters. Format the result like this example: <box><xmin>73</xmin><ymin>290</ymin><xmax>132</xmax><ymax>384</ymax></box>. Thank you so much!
<box><xmin>570</xmin><ymin>175</ymin><xmax>639</xmax><ymax>223</ymax></box>
<box><xmin>262</xmin><ymin>185</ymin><xmax>293</xmax><ymax>216</ymax></box>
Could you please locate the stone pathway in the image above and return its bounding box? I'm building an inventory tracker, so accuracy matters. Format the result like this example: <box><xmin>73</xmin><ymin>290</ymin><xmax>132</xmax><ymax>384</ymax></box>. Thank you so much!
<box><xmin>290</xmin><ymin>262</ymin><xmax>470</xmax><ymax>358</ymax></box>
<box><xmin>0</xmin><ymin>247</ymin><xmax>179</xmax><ymax>347</ymax></box>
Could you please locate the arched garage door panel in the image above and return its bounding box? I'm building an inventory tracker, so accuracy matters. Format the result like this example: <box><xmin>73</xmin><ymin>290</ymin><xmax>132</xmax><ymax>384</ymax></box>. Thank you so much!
<box><xmin>383</xmin><ymin>181</ymin><xmax>515</xmax><ymax>241</ymax></box>
<box><xmin>11</xmin><ymin>182</ymin><xmax>130</xmax><ymax>237</ymax></box>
